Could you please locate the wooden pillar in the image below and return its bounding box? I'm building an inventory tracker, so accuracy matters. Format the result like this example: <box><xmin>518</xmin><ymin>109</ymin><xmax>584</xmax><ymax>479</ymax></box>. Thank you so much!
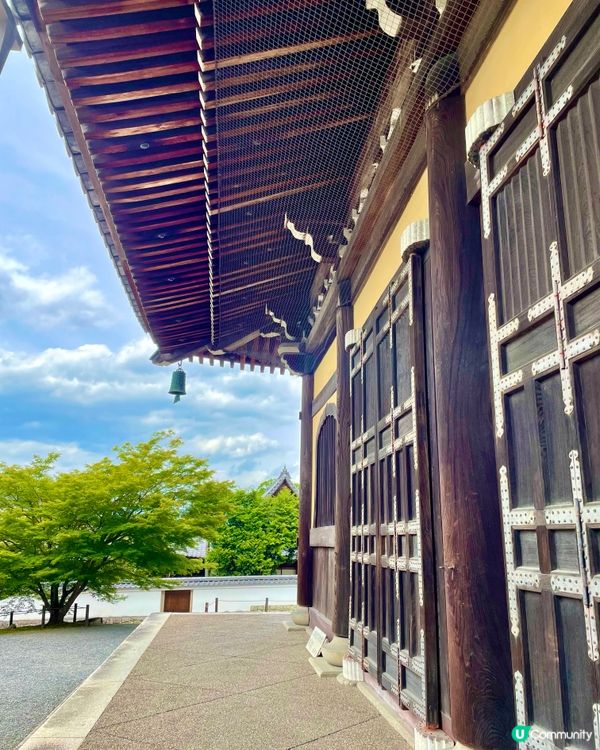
<box><xmin>332</xmin><ymin>279</ymin><xmax>353</xmax><ymax>637</ymax></box>
<box><xmin>297</xmin><ymin>371</ymin><xmax>314</xmax><ymax>608</ymax></box>
<box><xmin>425</xmin><ymin>57</ymin><xmax>513</xmax><ymax>749</ymax></box>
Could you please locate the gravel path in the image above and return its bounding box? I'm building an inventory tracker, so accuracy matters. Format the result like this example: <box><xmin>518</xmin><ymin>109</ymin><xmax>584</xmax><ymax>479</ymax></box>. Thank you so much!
<box><xmin>0</xmin><ymin>624</ymin><xmax>135</xmax><ymax>750</ymax></box>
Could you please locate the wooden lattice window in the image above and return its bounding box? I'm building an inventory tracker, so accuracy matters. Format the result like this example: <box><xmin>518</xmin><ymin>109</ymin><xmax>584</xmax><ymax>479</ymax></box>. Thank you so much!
<box><xmin>315</xmin><ymin>411</ymin><xmax>336</xmax><ymax>527</ymax></box>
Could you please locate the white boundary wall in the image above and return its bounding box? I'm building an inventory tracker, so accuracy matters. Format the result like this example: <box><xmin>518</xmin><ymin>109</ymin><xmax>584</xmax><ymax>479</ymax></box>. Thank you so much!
<box><xmin>27</xmin><ymin>576</ymin><xmax>297</xmax><ymax>618</ymax></box>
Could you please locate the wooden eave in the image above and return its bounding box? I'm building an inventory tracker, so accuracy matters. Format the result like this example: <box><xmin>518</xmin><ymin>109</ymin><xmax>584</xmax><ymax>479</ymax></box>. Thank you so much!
<box><xmin>12</xmin><ymin>0</ymin><xmax>512</xmax><ymax>373</ymax></box>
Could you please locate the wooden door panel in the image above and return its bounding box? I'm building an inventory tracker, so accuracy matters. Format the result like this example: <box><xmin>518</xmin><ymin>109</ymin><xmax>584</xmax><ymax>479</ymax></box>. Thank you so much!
<box><xmin>349</xmin><ymin>253</ymin><xmax>438</xmax><ymax>724</ymax></box>
<box><xmin>479</xmin><ymin>6</ymin><xmax>600</xmax><ymax>746</ymax></box>
<box><xmin>163</xmin><ymin>590</ymin><xmax>191</xmax><ymax>613</ymax></box>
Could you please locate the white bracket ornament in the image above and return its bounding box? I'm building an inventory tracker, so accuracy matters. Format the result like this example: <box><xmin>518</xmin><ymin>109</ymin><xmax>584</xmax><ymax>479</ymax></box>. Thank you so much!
<box><xmin>380</xmin><ymin>106</ymin><xmax>402</xmax><ymax>154</ymax></box>
<box><xmin>345</xmin><ymin>328</ymin><xmax>361</xmax><ymax>351</ymax></box>
<box><xmin>465</xmin><ymin>92</ymin><xmax>515</xmax><ymax>166</ymax></box>
<box><xmin>265</xmin><ymin>304</ymin><xmax>296</xmax><ymax>341</ymax></box>
<box><xmin>365</xmin><ymin>0</ymin><xmax>402</xmax><ymax>37</ymax></box>
<box><xmin>400</xmin><ymin>218</ymin><xmax>430</xmax><ymax>261</ymax></box>
<box><xmin>284</xmin><ymin>213</ymin><xmax>322</xmax><ymax>263</ymax></box>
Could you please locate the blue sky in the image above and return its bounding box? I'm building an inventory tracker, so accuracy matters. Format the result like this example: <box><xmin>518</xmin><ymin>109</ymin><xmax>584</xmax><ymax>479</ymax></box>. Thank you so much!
<box><xmin>0</xmin><ymin>50</ymin><xmax>300</xmax><ymax>487</ymax></box>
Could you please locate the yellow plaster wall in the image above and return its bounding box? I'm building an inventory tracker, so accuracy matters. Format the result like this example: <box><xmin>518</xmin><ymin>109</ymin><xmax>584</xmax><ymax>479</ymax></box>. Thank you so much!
<box><xmin>311</xmin><ymin>394</ymin><xmax>336</xmax><ymax>524</ymax></box>
<box><xmin>313</xmin><ymin>338</ymin><xmax>337</xmax><ymax>397</ymax></box>
<box><xmin>465</xmin><ymin>0</ymin><xmax>573</xmax><ymax>119</ymax></box>
<box><xmin>353</xmin><ymin>170</ymin><xmax>429</xmax><ymax>329</ymax></box>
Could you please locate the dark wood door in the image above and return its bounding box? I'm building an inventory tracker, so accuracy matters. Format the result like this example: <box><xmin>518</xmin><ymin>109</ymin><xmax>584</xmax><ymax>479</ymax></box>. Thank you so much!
<box><xmin>163</xmin><ymin>590</ymin><xmax>191</xmax><ymax>613</ymax></box>
<box><xmin>478</xmin><ymin>5</ymin><xmax>600</xmax><ymax>746</ymax></box>
<box><xmin>349</xmin><ymin>252</ymin><xmax>438</xmax><ymax>725</ymax></box>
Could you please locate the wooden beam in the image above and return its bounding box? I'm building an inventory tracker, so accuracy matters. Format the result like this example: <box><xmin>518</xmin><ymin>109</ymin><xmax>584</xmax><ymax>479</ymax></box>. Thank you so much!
<box><xmin>104</xmin><ymin>169</ymin><xmax>203</xmax><ymax>194</ymax></box>
<box><xmin>114</xmin><ymin>206</ymin><xmax>204</xmax><ymax>231</ymax></box>
<box><xmin>216</xmin><ymin>89</ymin><xmax>341</xmax><ymax>125</ymax></box>
<box><xmin>216</xmin><ymin>112</ymin><xmax>370</xmax><ymax>148</ymax></box>
<box><xmin>333</xmin><ymin>279</ymin><xmax>352</xmax><ymax>637</ymax></box>
<box><xmin>72</xmin><ymin>79</ymin><xmax>198</xmax><ymax>107</ymax></box>
<box><xmin>297</xmin><ymin>373</ymin><xmax>314</xmax><ymax>608</ymax></box>
<box><xmin>40</xmin><ymin>0</ymin><xmax>194</xmax><ymax>23</ymax></box>
<box><xmin>109</xmin><ymin>192</ymin><xmax>203</xmax><ymax>216</ymax></box>
<box><xmin>65</xmin><ymin>59</ymin><xmax>197</xmax><ymax>89</ymax></box>
<box><xmin>426</xmin><ymin>82</ymin><xmax>513</xmax><ymax>749</ymax></box>
<box><xmin>199</xmin><ymin>30</ymin><xmax>376</xmax><ymax>72</ymax></box>
<box><xmin>76</xmin><ymin>96</ymin><xmax>198</xmax><ymax>126</ymax></box>
<box><xmin>93</xmin><ymin>144</ymin><xmax>207</xmax><ymax>170</ymax></box>
<box><xmin>100</xmin><ymin>158</ymin><xmax>202</xmax><ymax>182</ymax></box>
<box><xmin>216</xmin><ymin>176</ymin><xmax>345</xmax><ymax>215</ymax></box>
<box><xmin>124</xmin><ymin>229</ymin><xmax>206</xmax><ymax>250</ymax></box>
<box><xmin>56</xmin><ymin>36</ymin><xmax>197</xmax><ymax>68</ymax></box>
<box><xmin>109</xmin><ymin>183</ymin><xmax>203</xmax><ymax>205</ymax></box>
<box><xmin>47</xmin><ymin>16</ymin><xmax>195</xmax><ymax>44</ymax></box>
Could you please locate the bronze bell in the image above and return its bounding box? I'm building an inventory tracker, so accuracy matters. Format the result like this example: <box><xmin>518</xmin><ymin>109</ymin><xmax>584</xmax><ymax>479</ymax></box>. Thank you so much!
<box><xmin>168</xmin><ymin>364</ymin><xmax>186</xmax><ymax>403</ymax></box>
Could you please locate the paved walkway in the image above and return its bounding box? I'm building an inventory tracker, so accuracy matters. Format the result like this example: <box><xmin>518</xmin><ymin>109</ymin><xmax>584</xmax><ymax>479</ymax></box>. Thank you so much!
<box><xmin>78</xmin><ymin>614</ymin><xmax>408</xmax><ymax>750</ymax></box>
<box><xmin>0</xmin><ymin>624</ymin><xmax>135</xmax><ymax>750</ymax></box>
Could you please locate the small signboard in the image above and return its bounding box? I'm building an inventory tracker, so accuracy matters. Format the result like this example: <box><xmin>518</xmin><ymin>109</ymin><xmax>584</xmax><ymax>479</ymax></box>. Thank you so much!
<box><xmin>306</xmin><ymin>627</ymin><xmax>327</xmax><ymax>658</ymax></box>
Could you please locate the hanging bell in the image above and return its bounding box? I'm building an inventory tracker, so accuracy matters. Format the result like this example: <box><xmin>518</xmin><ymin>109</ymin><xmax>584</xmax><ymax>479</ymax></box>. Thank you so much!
<box><xmin>168</xmin><ymin>363</ymin><xmax>186</xmax><ymax>403</ymax></box>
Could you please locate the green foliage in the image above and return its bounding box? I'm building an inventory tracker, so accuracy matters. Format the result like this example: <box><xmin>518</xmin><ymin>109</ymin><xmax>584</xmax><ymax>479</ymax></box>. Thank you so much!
<box><xmin>0</xmin><ymin>432</ymin><xmax>232</xmax><ymax>623</ymax></box>
<box><xmin>208</xmin><ymin>485</ymin><xmax>298</xmax><ymax>576</ymax></box>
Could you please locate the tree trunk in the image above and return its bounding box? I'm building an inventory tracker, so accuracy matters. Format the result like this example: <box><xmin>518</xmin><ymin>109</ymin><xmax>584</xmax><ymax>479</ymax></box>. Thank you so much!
<box><xmin>46</xmin><ymin>583</ymin><xmax>71</xmax><ymax>625</ymax></box>
<box><xmin>46</xmin><ymin>583</ymin><xmax>62</xmax><ymax>625</ymax></box>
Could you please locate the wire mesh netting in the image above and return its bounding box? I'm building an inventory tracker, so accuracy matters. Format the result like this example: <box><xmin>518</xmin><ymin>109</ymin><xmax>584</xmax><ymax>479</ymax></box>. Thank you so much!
<box><xmin>206</xmin><ymin>0</ymin><xmax>481</xmax><ymax>349</ymax></box>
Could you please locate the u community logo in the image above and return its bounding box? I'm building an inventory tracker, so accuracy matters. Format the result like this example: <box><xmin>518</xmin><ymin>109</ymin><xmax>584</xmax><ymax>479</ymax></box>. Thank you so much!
<box><xmin>512</xmin><ymin>725</ymin><xmax>593</xmax><ymax>745</ymax></box>
<box><xmin>512</xmin><ymin>726</ymin><xmax>531</xmax><ymax>742</ymax></box>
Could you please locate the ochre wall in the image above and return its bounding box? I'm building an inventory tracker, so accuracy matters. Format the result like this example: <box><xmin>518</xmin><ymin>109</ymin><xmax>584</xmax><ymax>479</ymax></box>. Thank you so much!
<box><xmin>311</xmin><ymin>394</ymin><xmax>336</xmax><ymax>521</ymax></box>
<box><xmin>352</xmin><ymin>170</ymin><xmax>429</xmax><ymax>329</ymax></box>
<box><xmin>464</xmin><ymin>0</ymin><xmax>573</xmax><ymax>119</ymax></box>
<box><xmin>313</xmin><ymin>338</ymin><xmax>337</xmax><ymax>397</ymax></box>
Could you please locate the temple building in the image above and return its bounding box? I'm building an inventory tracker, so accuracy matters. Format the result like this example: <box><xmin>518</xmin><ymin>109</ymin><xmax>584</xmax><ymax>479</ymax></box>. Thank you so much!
<box><xmin>4</xmin><ymin>0</ymin><xmax>599</xmax><ymax>748</ymax></box>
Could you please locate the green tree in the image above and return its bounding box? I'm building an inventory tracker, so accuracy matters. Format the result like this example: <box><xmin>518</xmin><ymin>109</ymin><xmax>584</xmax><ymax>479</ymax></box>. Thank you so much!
<box><xmin>208</xmin><ymin>484</ymin><xmax>298</xmax><ymax>576</ymax></box>
<box><xmin>0</xmin><ymin>432</ymin><xmax>232</xmax><ymax>625</ymax></box>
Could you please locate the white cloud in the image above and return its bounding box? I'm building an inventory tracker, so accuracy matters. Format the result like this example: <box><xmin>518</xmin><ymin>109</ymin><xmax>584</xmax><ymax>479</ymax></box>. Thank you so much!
<box><xmin>0</xmin><ymin>337</ymin><xmax>164</xmax><ymax>403</ymax></box>
<box><xmin>0</xmin><ymin>439</ymin><xmax>101</xmax><ymax>472</ymax></box>
<box><xmin>190</xmin><ymin>433</ymin><xmax>278</xmax><ymax>458</ymax></box>
<box><xmin>0</xmin><ymin>239</ymin><xmax>112</xmax><ymax>329</ymax></box>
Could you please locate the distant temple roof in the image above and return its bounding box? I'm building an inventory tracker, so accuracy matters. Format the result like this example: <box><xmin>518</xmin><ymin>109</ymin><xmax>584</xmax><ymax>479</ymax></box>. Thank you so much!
<box><xmin>264</xmin><ymin>467</ymin><xmax>297</xmax><ymax>497</ymax></box>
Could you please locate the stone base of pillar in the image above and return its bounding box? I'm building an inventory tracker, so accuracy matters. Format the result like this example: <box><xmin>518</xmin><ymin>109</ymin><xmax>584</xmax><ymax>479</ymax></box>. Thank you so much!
<box><xmin>290</xmin><ymin>606</ymin><xmax>309</xmax><ymax>626</ymax></box>
<box><xmin>321</xmin><ymin>636</ymin><xmax>348</xmax><ymax>667</ymax></box>
<box><xmin>308</xmin><ymin>656</ymin><xmax>342</xmax><ymax>678</ymax></box>
<box><xmin>414</xmin><ymin>725</ymin><xmax>455</xmax><ymax>750</ymax></box>
<box><xmin>282</xmin><ymin>620</ymin><xmax>306</xmax><ymax>631</ymax></box>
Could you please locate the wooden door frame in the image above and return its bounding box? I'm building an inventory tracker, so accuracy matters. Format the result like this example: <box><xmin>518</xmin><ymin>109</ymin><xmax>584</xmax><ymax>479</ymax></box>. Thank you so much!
<box><xmin>477</xmin><ymin>1</ymin><xmax>600</xmax><ymax>745</ymax></box>
<box><xmin>348</xmin><ymin>252</ymin><xmax>440</xmax><ymax>726</ymax></box>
